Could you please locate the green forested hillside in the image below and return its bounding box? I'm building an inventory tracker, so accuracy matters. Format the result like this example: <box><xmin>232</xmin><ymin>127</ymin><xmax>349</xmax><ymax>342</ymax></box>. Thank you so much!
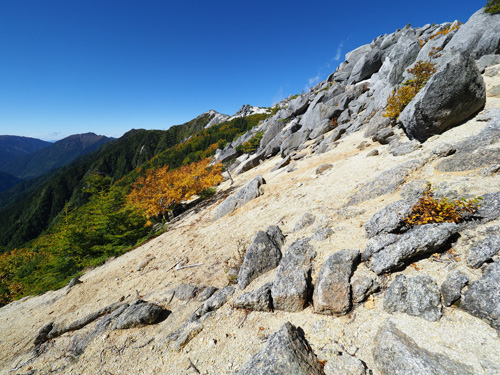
<box><xmin>0</xmin><ymin>136</ymin><xmax>51</xmax><ymax>169</ymax></box>
<box><xmin>0</xmin><ymin>172</ymin><xmax>23</xmax><ymax>193</ymax></box>
<box><xmin>0</xmin><ymin>111</ymin><xmax>268</xmax><ymax>304</ymax></box>
<box><xmin>0</xmin><ymin>112</ymin><xmax>216</xmax><ymax>251</ymax></box>
<box><xmin>1</xmin><ymin>133</ymin><xmax>113</xmax><ymax>179</ymax></box>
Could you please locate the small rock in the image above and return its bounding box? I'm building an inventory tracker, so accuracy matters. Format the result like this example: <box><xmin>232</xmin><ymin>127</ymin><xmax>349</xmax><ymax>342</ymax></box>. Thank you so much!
<box><xmin>292</xmin><ymin>152</ymin><xmax>307</xmax><ymax>160</ymax></box>
<box><xmin>313</xmin><ymin>249</ymin><xmax>360</xmax><ymax>315</ymax></box>
<box><xmin>170</xmin><ymin>284</ymin><xmax>201</xmax><ymax>301</ymax></box>
<box><xmin>238</xmin><ymin>322</ymin><xmax>324</xmax><ymax>375</ymax></box>
<box><xmin>466</xmin><ymin>236</ymin><xmax>500</xmax><ymax>269</ymax></box>
<box><xmin>364</xmin><ymin>199</ymin><xmax>414</xmax><ymax>238</ymax></box>
<box><xmin>293</xmin><ymin>212</ymin><xmax>316</xmax><ymax>232</ymax></box>
<box><xmin>384</xmin><ymin>275</ymin><xmax>442</xmax><ymax>321</ymax></box>
<box><xmin>324</xmin><ymin>354</ymin><xmax>366</xmax><ymax>375</ymax></box>
<box><xmin>441</xmin><ymin>270</ymin><xmax>469</xmax><ymax>307</ymax></box>
<box><xmin>372</xmin><ymin>128</ymin><xmax>394</xmax><ymax>144</ymax></box>
<box><xmin>347</xmin><ymin>159</ymin><xmax>424</xmax><ymax>206</ymax></box>
<box><xmin>135</xmin><ymin>256</ymin><xmax>155</xmax><ymax>272</ymax></box>
<box><xmin>351</xmin><ymin>275</ymin><xmax>380</xmax><ymax>304</ymax></box>
<box><xmin>115</xmin><ymin>300</ymin><xmax>164</xmax><ymax>329</ymax></box>
<box><xmin>432</xmin><ymin>143</ymin><xmax>456</xmax><ymax>157</ymax></box>
<box><xmin>316</xmin><ymin>164</ymin><xmax>333</xmax><ymax>174</ymax></box>
<box><xmin>271</xmin><ymin>156</ymin><xmax>291</xmax><ymax>172</ymax></box>
<box><xmin>197</xmin><ymin>286</ymin><xmax>218</xmax><ymax>302</ymax></box>
<box><xmin>366</xmin><ymin>149</ymin><xmax>379</xmax><ymax>157</ymax></box>
<box><xmin>234</xmin><ymin>283</ymin><xmax>273</xmax><ymax>312</ymax></box>
<box><xmin>196</xmin><ymin>286</ymin><xmax>235</xmax><ymax>318</ymax></box>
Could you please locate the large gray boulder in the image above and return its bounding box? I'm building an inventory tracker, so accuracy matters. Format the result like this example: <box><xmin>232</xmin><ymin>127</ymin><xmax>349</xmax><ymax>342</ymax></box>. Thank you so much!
<box><xmin>288</xmin><ymin>95</ymin><xmax>310</xmax><ymax>116</ymax></box>
<box><xmin>373</xmin><ymin>320</ymin><xmax>474</xmax><ymax>374</ymax></box>
<box><xmin>313</xmin><ymin>249</ymin><xmax>360</xmax><ymax>315</ymax></box>
<box><xmin>384</xmin><ymin>275</ymin><xmax>442</xmax><ymax>321</ymax></box>
<box><xmin>214</xmin><ymin>175</ymin><xmax>265</xmax><ymax>220</ymax></box>
<box><xmin>367</xmin><ymin>223</ymin><xmax>459</xmax><ymax>275</ymax></box>
<box><xmin>348</xmin><ymin>48</ymin><xmax>384</xmax><ymax>84</ymax></box>
<box><xmin>446</xmin><ymin>8</ymin><xmax>500</xmax><ymax>59</ymax></box>
<box><xmin>272</xmin><ymin>239</ymin><xmax>316</xmax><ymax>312</ymax></box>
<box><xmin>461</xmin><ymin>261</ymin><xmax>500</xmax><ymax>331</ymax></box>
<box><xmin>399</xmin><ymin>50</ymin><xmax>486</xmax><ymax>142</ymax></box>
<box><xmin>238</xmin><ymin>322</ymin><xmax>324</xmax><ymax>375</ymax></box>
<box><xmin>237</xmin><ymin>225</ymin><xmax>285</xmax><ymax>289</ymax></box>
<box><xmin>280</xmin><ymin>129</ymin><xmax>311</xmax><ymax>157</ymax></box>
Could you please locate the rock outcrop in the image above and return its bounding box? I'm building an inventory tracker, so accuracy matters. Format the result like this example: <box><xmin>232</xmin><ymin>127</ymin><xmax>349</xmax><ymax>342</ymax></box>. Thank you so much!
<box><xmin>399</xmin><ymin>50</ymin><xmax>486</xmax><ymax>142</ymax></box>
<box><xmin>238</xmin><ymin>322</ymin><xmax>324</xmax><ymax>375</ymax></box>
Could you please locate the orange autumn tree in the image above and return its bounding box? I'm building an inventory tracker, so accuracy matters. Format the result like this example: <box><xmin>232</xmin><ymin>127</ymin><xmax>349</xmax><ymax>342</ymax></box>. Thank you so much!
<box><xmin>127</xmin><ymin>158</ymin><xmax>223</xmax><ymax>220</ymax></box>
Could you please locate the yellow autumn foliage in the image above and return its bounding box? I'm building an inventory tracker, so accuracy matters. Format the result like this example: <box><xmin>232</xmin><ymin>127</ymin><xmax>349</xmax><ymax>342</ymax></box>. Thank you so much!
<box><xmin>127</xmin><ymin>158</ymin><xmax>223</xmax><ymax>219</ymax></box>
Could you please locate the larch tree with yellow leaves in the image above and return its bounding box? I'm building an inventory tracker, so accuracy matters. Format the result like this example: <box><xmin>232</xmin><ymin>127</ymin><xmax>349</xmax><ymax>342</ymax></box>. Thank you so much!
<box><xmin>127</xmin><ymin>158</ymin><xmax>223</xmax><ymax>220</ymax></box>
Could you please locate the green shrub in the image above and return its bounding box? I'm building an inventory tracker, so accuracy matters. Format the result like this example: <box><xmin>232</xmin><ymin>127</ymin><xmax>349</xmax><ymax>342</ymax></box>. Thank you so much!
<box><xmin>235</xmin><ymin>132</ymin><xmax>264</xmax><ymax>154</ymax></box>
<box><xmin>485</xmin><ymin>0</ymin><xmax>500</xmax><ymax>14</ymax></box>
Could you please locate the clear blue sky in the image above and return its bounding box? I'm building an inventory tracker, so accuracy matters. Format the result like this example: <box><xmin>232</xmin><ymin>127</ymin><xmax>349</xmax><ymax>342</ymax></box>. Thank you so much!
<box><xmin>0</xmin><ymin>0</ymin><xmax>483</xmax><ymax>141</ymax></box>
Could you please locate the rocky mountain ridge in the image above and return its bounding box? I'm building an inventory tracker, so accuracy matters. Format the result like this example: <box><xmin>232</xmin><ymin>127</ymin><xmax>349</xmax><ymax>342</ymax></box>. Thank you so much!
<box><xmin>1</xmin><ymin>7</ymin><xmax>500</xmax><ymax>375</ymax></box>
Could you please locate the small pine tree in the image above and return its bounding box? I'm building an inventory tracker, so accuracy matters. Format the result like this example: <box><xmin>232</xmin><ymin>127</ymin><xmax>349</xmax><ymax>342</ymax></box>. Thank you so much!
<box><xmin>485</xmin><ymin>0</ymin><xmax>500</xmax><ymax>14</ymax></box>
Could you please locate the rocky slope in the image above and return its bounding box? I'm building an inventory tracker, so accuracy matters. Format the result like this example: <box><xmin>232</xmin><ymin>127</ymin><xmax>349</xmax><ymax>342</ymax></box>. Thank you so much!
<box><xmin>1</xmin><ymin>7</ymin><xmax>500</xmax><ymax>375</ymax></box>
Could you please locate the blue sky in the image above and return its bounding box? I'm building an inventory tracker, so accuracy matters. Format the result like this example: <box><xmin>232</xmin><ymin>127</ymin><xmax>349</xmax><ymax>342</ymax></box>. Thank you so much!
<box><xmin>0</xmin><ymin>0</ymin><xmax>483</xmax><ymax>141</ymax></box>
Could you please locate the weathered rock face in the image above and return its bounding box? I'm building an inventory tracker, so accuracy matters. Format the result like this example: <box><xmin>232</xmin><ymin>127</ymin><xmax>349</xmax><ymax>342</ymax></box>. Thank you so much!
<box><xmin>384</xmin><ymin>275</ymin><xmax>442</xmax><ymax>321</ymax></box>
<box><xmin>347</xmin><ymin>159</ymin><xmax>424</xmax><ymax>206</ymax></box>
<box><xmin>272</xmin><ymin>239</ymin><xmax>316</xmax><ymax>312</ymax></box>
<box><xmin>214</xmin><ymin>175</ymin><xmax>266</xmax><ymax>220</ymax></box>
<box><xmin>313</xmin><ymin>249</ymin><xmax>360</xmax><ymax>315</ymax></box>
<box><xmin>373</xmin><ymin>320</ymin><xmax>474</xmax><ymax>375</ymax></box>
<box><xmin>446</xmin><ymin>9</ymin><xmax>500</xmax><ymax>59</ymax></box>
<box><xmin>435</xmin><ymin>112</ymin><xmax>500</xmax><ymax>172</ymax></box>
<box><xmin>238</xmin><ymin>322</ymin><xmax>324</xmax><ymax>375</ymax></box>
<box><xmin>367</xmin><ymin>223</ymin><xmax>458</xmax><ymax>275</ymax></box>
<box><xmin>399</xmin><ymin>50</ymin><xmax>486</xmax><ymax>142</ymax></box>
<box><xmin>237</xmin><ymin>225</ymin><xmax>285</xmax><ymax>289</ymax></box>
<box><xmin>461</xmin><ymin>262</ymin><xmax>500</xmax><ymax>331</ymax></box>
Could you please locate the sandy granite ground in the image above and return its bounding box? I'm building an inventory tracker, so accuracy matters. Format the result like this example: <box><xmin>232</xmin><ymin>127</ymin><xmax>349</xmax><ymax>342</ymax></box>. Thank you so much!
<box><xmin>1</xmin><ymin>70</ymin><xmax>500</xmax><ymax>375</ymax></box>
